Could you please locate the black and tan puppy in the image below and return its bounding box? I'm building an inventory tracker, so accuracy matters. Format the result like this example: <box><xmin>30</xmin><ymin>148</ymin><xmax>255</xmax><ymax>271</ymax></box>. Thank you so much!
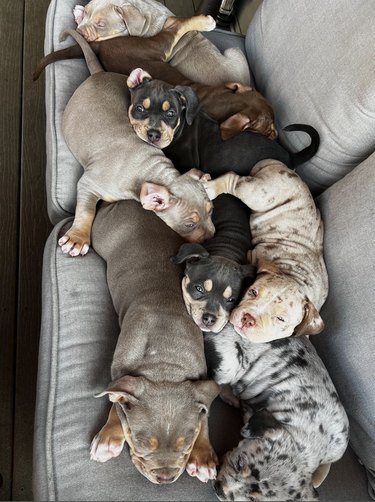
<box><xmin>127</xmin><ymin>70</ymin><xmax>320</xmax><ymax>176</ymax></box>
<box><xmin>172</xmin><ymin>195</ymin><xmax>255</xmax><ymax>333</ymax></box>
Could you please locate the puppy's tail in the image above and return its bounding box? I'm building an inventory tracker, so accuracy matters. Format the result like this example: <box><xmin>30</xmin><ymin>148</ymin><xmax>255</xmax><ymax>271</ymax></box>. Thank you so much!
<box><xmin>60</xmin><ymin>29</ymin><xmax>103</xmax><ymax>75</ymax></box>
<box><xmin>283</xmin><ymin>124</ymin><xmax>320</xmax><ymax>169</ymax></box>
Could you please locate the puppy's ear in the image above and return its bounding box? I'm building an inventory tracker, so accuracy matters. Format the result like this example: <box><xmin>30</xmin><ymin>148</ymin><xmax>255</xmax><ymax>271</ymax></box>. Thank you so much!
<box><xmin>293</xmin><ymin>300</ymin><xmax>324</xmax><ymax>337</ymax></box>
<box><xmin>95</xmin><ymin>375</ymin><xmax>145</xmax><ymax>405</ymax></box>
<box><xmin>127</xmin><ymin>68</ymin><xmax>152</xmax><ymax>89</ymax></box>
<box><xmin>171</xmin><ymin>242</ymin><xmax>209</xmax><ymax>265</ymax></box>
<box><xmin>220</xmin><ymin>112</ymin><xmax>252</xmax><ymax>141</ymax></box>
<box><xmin>191</xmin><ymin>380</ymin><xmax>220</xmax><ymax>411</ymax></box>
<box><xmin>73</xmin><ymin>5</ymin><xmax>85</xmax><ymax>25</ymax></box>
<box><xmin>241</xmin><ymin>263</ymin><xmax>257</xmax><ymax>279</ymax></box>
<box><xmin>241</xmin><ymin>409</ymin><xmax>283</xmax><ymax>441</ymax></box>
<box><xmin>114</xmin><ymin>5</ymin><xmax>146</xmax><ymax>36</ymax></box>
<box><xmin>139</xmin><ymin>182</ymin><xmax>172</xmax><ymax>211</ymax></box>
<box><xmin>174</xmin><ymin>86</ymin><xmax>200</xmax><ymax>125</ymax></box>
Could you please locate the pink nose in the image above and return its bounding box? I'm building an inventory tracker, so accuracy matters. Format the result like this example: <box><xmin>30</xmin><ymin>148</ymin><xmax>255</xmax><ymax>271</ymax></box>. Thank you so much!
<box><xmin>242</xmin><ymin>313</ymin><xmax>256</xmax><ymax>328</ymax></box>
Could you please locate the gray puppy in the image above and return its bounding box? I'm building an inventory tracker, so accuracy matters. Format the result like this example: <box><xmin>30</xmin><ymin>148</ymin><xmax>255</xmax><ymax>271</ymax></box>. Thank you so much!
<box><xmin>204</xmin><ymin>327</ymin><xmax>349</xmax><ymax>501</ymax></box>
<box><xmin>90</xmin><ymin>200</ymin><xmax>219</xmax><ymax>484</ymax></box>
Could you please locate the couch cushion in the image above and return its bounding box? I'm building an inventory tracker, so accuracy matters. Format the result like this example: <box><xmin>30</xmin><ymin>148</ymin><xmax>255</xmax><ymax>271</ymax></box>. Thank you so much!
<box><xmin>245</xmin><ymin>0</ymin><xmax>375</xmax><ymax>195</ymax></box>
<box><xmin>314</xmin><ymin>151</ymin><xmax>375</xmax><ymax>499</ymax></box>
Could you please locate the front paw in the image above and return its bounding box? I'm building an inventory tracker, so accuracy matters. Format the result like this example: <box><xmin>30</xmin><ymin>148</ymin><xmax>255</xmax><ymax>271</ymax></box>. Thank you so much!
<box><xmin>58</xmin><ymin>229</ymin><xmax>90</xmax><ymax>256</ymax></box>
<box><xmin>90</xmin><ymin>430</ymin><xmax>125</xmax><ymax>463</ymax></box>
<box><xmin>186</xmin><ymin>446</ymin><xmax>218</xmax><ymax>482</ymax></box>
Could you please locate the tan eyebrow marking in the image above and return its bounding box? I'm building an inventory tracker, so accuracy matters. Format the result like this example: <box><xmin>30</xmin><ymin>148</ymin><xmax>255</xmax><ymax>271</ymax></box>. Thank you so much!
<box><xmin>223</xmin><ymin>286</ymin><xmax>232</xmax><ymax>299</ymax></box>
<box><xmin>162</xmin><ymin>100</ymin><xmax>170</xmax><ymax>111</ymax></box>
<box><xmin>175</xmin><ymin>436</ymin><xmax>185</xmax><ymax>449</ymax></box>
<box><xmin>143</xmin><ymin>98</ymin><xmax>151</xmax><ymax>109</ymax></box>
<box><xmin>149</xmin><ymin>437</ymin><xmax>159</xmax><ymax>450</ymax></box>
<box><xmin>204</xmin><ymin>279</ymin><xmax>213</xmax><ymax>292</ymax></box>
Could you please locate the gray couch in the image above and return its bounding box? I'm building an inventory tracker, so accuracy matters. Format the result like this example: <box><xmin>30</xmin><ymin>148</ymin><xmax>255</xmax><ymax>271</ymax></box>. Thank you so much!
<box><xmin>33</xmin><ymin>0</ymin><xmax>375</xmax><ymax>500</ymax></box>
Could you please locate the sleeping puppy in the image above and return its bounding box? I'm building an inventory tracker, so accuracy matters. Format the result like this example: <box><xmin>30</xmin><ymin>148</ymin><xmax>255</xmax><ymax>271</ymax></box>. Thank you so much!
<box><xmin>204</xmin><ymin>159</ymin><xmax>328</xmax><ymax>343</ymax></box>
<box><xmin>72</xmin><ymin>0</ymin><xmax>251</xmax><ymax>86</ymax></box>
<box><xmin>172</xmin><ymin>195</ymin><xmax>256</xmax><ymax>333</ymax></box>
<box><xmin>205</xmin><ymin>327</ymin><xmax>349</xmax><ymax>501</ymax></box>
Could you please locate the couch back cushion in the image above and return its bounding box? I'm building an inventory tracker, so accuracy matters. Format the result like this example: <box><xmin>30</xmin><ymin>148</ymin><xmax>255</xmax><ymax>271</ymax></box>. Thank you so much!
<box><xmin>245</xmin><ymin>0</ymin><xmax>375</xmax><ymax>195</ymax></box>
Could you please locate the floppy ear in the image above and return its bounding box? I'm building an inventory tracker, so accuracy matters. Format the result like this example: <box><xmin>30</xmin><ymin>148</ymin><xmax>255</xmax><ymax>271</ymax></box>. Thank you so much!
<box><xmin>171</xmin><ymin>243</ymin><xmax>209</xmax><ymax>265</ymax></box>
<box><xmin>293</xmin><ymin>300</ymin><xmax>325</xmax><ymax>337</ymax></box>
<box><xmin>191</xmin><ymin>380</ymin><xmax>220</xmax><ymax>412</ymax></box>
<box><xmin>241</xmin><ymin>263</ymin><xmax>257</xmax><ymax>279</ymax></box>
<box><xmin>174</xmin><ymin>85</ymin><xmax>200</xmax><ymax>125</ymax></box>
<box><xmin>114</xmin><ymin>5</ymin><xmax>146</xmax><ymax>36</ymax></box>
<box><xmin>127</xmin><ymin>68</ymin><xmax>152</xmax><ymax>89</ymax></box>
<box><xmin>220</xmin><ymin>112</ymin><xmax>252</xmax><ymax>141</ymax></box>
<box><xmin>140</xmin><ymin>182</ymin><xmax>172</xmax><ymax>211</ymax></box>
<box><xmin>95</xmin><ymin>375</ymin><xmax>145</xmax><ymax>405</ymax></box>
<box><xmin>73</xmin><ymin>4</ymin><xmax>85</xmax><ymax>25</ymax></box>
<box><xmin>241</xmin><ymin>409</ymin><xmax>283</xmax><ymax>441</ymax></box>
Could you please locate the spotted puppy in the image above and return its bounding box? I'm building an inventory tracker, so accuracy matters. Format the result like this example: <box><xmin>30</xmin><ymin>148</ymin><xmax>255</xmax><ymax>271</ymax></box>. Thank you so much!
<box><xmin>204</xmin><ymin>326</ymin><xmax>349</xmax><ymax>501</ymax></box>
<box><xmin>172</xmin><ymin>195</ymin><xmax>256</xmax><ymax>333</ymax></box>
<box><xmin>204</xmin><ymin>158</ymin><xmax>328</xmax><ymax>343</ymax></box>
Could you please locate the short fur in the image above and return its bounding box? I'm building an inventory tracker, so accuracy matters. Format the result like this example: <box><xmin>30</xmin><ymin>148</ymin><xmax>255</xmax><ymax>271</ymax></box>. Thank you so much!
<box><xmin>33</xmin><ymin>19</ymin><xmax>275</xmax><ymax>141</ymax></box>
<box><xmin>205</xmin><ymin>159</ymin><xmax>328</xmax><ymax>343</ymax></box>
<box><xmin>204</xmin><ymin>327</ymin><xmax>349</xmax><ymax>500</ymax></box>
<box><xmin>172</xmin><ymin>194</ymin><xmax>256</xmax><ymax>333</ymax></box>
<box><xmin>58</xmin><ymin>19</ymin><xmax>217</xmax><ymax>256</ymax></box>
<box><xmin>89</xmin><ymin>200</ymin><xmax>219</xmax><ymax>484</ymax></box>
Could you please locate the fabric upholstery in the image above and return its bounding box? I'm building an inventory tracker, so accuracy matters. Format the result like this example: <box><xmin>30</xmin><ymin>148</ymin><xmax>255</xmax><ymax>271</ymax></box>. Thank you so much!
<box><xmin>314</xmin><ymin>151</ymin><xmax>375</xmax><ymax>499</ymax></box>
<box><xmin>245</xmin><ymin>0</ymin><xmax>375</xmax><ymax>195</ymax></box>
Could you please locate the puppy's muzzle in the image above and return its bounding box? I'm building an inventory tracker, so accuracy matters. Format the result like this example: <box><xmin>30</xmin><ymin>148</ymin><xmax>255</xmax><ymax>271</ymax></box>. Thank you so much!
<box><xmin>241</xmin><ymin>312</ymin><xmax>256</xmax><ymax>328</ymax></box>
<box><xmin>150</xmin><ymin>467</ymin><xmax>181</xmax><ymax>484</ymax></box>
<box><xmin>147</xmin><ymin>129</ymin><xmax>161</xmax><ymax>144</ymax></box>
<box><xmin>202</xmin><ymin>312</ymin><xmax>217</xmax><ymax>328</ymax></box>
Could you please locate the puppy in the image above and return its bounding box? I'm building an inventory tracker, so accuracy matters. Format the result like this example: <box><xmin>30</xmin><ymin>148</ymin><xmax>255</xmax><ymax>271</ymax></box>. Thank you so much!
<box><xmin>204</xmin><ymin>159</ymin><xmax>328</xmax><ymax>343</ymax></box>
<box><xmin>90</xmin><ymin>200</ymin><xmax>220</xmax><ymax>484</ymax></box>
<box><xmin>60</xmin><ymin>21</ymin><xmax>216</xmax><ymax>256</ymax></box>
<box><xmin>33</xmin><ymin>21</ymin><xmax>275</xmax><ymax>141</ymax></box>
<box><xmin>205</xmin><ymin>327</ymin><xmax>349</xmax><ymax>501</ymax></box>
<box><xmin>172</xmin><ymin>195</ymin><xmax>256</xmax><ymax>333</ymax></box>
<box><xmin>72</xmin><ymin>0</ymin><xmax>250</xmax><ymax>86</ymax></box>
<box><xmin>126</xmin><ymin>71</ymin><xmax>318</xmax><ymax>172</ymax></box>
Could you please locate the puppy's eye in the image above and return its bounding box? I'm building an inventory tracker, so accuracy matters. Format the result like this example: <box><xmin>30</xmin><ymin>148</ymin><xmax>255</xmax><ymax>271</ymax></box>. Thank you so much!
<box><xmin>276</xmin><ymin>316</ymin><xmax>285</xmax><ymax>322</ymax></box>
<box><xmin>135</xmin><ymin>104</ymin><xmax>145</xmax><ymax>113</ymax></box>
<box><xmin>248</xmin><ymin>288</ymin><xmax>258</xmax><ymax>298</ymax></box>
<box><xmin>195</xmin><ymin>285</ymin><xmax>204</xmax><ymax>293</ymax></box>
<box><xmin>96</xmin><ymin>20</ymin><xmax>106</xmax><ymax>28</ymax></box>
<box><xmin>226</xmin><ymin>296</ymin><xmax>236</xmax><ymax>304</ymax></box>
<box><xmin>165</xmin><ymin>109</ymin><xmax>176</xmax><ymax>118</ymax></box>
<box><xmin>184</xmin><ymin>222</ymin><xmax>197</xmax><ymax>229</ymax></box>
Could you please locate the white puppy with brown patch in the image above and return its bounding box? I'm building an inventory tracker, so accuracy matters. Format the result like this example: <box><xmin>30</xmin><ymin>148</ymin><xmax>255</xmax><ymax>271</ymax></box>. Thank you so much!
<box><xmin>73</xmin><ymin>0</ymin><xmax>250</xmax><ymax>86</ymax></box>
<box><xmin>204</xmin><ymin>158</ymin><xmax>328</xmax><ymax>343</ymax></box>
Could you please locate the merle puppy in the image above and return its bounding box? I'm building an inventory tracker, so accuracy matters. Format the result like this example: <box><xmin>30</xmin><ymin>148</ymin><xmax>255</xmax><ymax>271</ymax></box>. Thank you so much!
<box><xmin>172</xmin><ymin>194</ymin><xmax>255</xmax><ymax>333</ymax></box>
<box><xmin>204</xmin><ymin>327</ymin><xmax>349</xmax><ymax>501</ymax></box>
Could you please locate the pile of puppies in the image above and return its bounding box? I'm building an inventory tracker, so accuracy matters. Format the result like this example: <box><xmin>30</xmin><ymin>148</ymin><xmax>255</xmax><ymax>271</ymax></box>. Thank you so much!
<box><xmin>36</xmin><ymin>0</ymin><xmax>349</xmax><ymax>499</ymax></box>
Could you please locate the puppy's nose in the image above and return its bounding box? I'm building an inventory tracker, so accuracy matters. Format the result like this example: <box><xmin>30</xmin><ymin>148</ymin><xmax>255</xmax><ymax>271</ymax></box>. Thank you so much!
<box><xmin>151</xmin><ymin>468</ymin><xmax>179</xmax><ymax>484</ymax></box>
<box><xmin>242</xmin><ymin>312</ymin><xmax>256</xmax><ymax>328</ymax></box>
<box><xmin>147</xmin><ymin>129</ymin><xmax>161</xmax><ymax>143</ymax></box>
<box><xmin>202</xmin><ymin>313</ymin><xmax>217</xmax><ymax>327</ymax></box>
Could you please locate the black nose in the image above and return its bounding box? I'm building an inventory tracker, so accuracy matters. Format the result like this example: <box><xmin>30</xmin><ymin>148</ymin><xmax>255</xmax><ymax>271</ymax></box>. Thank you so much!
<box><xmin>202</xmin><ymin>313</ymin><xmax>217</xmax><ymax>327</ymax></box>
<box><xmin>147</xmin><ymin>129</ymin><xmax>161</xmax><ymax>143</ymax></box>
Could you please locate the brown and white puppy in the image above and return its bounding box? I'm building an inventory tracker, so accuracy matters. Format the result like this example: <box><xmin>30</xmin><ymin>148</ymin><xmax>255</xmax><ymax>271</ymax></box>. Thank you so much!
<box><xmin>59</xmin><ymin>21</ymin><xmax>216</xmax><ymax>256</ymax></box>
<box><xmin>72</xmin><ymin>0</ymin><xmax>250</xmax><ymax>86</ymax></box>
<box><xmin>204</xmin><ymin>159</ymin><xmax>328</xmax><ymax>343</ymax></box>
<box><xmin>90</xmin><ymin>200</ymin><xmax>220</xmax><ymax>484</ymax></box>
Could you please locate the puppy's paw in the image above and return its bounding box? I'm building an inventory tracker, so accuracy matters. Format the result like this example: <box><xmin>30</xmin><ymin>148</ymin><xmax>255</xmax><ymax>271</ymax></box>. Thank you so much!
<box><xmin>90</xmin><ymin>431</ymin><xmax>125</xmax><ymax>463</ymax></box>
<box><xmin>219</xmin><ymin>384</ymin><xmax>240</xmax><ymax>408</ymax></box>
<box><xmin>58</xmin><ymin>230</ymin><xmax>90</xmax><ymax>256</ymax></box>
<box><xmin>200</xmin><ymin>15</ymin><xmax>216</xmax><ymax>32</ymax></box>
<box><xmin>186</xmin><ymin>447</ymin><xmax>218</xmax><ymax>482</ymax></box>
